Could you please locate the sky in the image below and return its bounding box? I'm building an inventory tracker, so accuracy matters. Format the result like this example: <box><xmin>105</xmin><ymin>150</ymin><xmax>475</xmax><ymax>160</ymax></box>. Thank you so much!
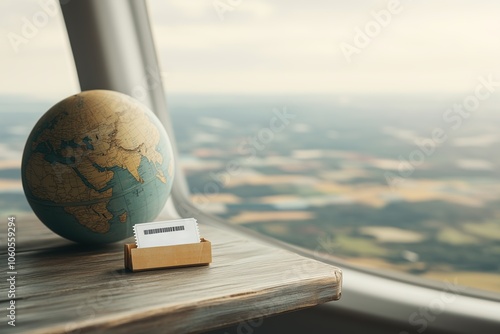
<box><xmin>0</xmin><ymin>0</ymin><xmax>500</xmax><ymax>100</ymax></box>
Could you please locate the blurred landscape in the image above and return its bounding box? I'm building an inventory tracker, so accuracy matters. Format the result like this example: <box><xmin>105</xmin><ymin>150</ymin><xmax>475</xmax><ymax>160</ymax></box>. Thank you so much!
<box><xmin>2</xmin><ymin>94</ymin><xmax>500</xmax><ymax>294</ymax></box>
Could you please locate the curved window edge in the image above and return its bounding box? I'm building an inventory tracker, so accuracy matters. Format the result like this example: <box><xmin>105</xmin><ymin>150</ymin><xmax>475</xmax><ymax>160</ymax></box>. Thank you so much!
<box><xmin>172</xmin><ymin>192</ymin><xmax>500</xmax><ymax>334</ymax></box>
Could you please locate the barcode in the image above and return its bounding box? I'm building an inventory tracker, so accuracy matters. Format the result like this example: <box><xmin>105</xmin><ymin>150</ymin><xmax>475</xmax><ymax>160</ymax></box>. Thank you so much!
<box><xmin>143</xmin><ymin>225</ymin><xmax>185</xmax><ymax>235</ymax></box>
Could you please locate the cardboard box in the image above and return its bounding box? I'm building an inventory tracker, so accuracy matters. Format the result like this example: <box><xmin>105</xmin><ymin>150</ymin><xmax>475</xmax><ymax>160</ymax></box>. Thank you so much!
<box><xmin>124</xmin><ymin>238</ymin><xmax>212</xmax><ymax>272</ymax></box>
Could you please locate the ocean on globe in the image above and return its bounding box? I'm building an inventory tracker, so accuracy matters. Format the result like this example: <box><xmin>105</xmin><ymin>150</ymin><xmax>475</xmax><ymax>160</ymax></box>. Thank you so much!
<box><xmin>21</xmin><ymin>90</ymin><xmax>175</xmax><ymax>244</ymax></box>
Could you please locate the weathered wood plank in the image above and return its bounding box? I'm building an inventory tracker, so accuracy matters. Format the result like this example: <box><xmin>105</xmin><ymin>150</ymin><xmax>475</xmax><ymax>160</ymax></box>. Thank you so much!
<box><xmin>1</xmin><ymin>216</ymin><xmax>341</xmax><ymax>333</ymax></box>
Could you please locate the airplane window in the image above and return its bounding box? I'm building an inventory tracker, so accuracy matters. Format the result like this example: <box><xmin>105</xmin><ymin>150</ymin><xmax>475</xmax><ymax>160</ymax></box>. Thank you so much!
<box><xmin>0</xmin><ymin>2</ymin><xmax>79</xmax><ymax>216</ymax></box>
<box><xmin>148</xmin><ymin>0</ymin><xmax>500</xmax><ymax>296</ymax></box>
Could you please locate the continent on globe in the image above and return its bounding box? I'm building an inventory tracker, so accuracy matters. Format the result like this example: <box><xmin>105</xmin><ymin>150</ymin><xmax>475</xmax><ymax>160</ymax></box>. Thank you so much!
<box><xmin>21</xmin><ymin>90</ymin><xmax>175</xmax><ymax>243</ymax></box>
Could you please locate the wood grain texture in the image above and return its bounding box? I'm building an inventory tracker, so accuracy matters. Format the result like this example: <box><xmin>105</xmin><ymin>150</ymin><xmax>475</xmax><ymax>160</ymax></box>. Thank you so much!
<box><xmin>125</xmin><ymin>239</ymin><xmax>212</xmax><ymax>271</ymax></box>
<box><xmin>0</xmin><ymin>215</ymin><xmax>342</xmax><ymax>334</ymax></box>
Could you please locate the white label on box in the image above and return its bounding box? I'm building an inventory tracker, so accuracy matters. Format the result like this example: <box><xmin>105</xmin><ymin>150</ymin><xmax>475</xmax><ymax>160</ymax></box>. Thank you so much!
<box><xmin>133</xmin><ymin>218</ymin><xmax>200</xmax><ymax>248</ymax></box>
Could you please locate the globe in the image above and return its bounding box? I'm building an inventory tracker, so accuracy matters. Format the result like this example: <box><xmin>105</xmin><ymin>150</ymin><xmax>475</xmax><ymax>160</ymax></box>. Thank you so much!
<box><xmin>21</xmin><ymin>90</ymin><xmax>175</xmax><ymax>244</ymax></box>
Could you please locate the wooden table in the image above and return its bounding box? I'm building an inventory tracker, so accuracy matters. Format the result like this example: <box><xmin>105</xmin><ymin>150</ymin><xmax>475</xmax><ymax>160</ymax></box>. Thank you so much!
<box><xmin>1</xmin><ymin>214</ymin><xmax>342</xmax><ymax>334</ymax></box>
